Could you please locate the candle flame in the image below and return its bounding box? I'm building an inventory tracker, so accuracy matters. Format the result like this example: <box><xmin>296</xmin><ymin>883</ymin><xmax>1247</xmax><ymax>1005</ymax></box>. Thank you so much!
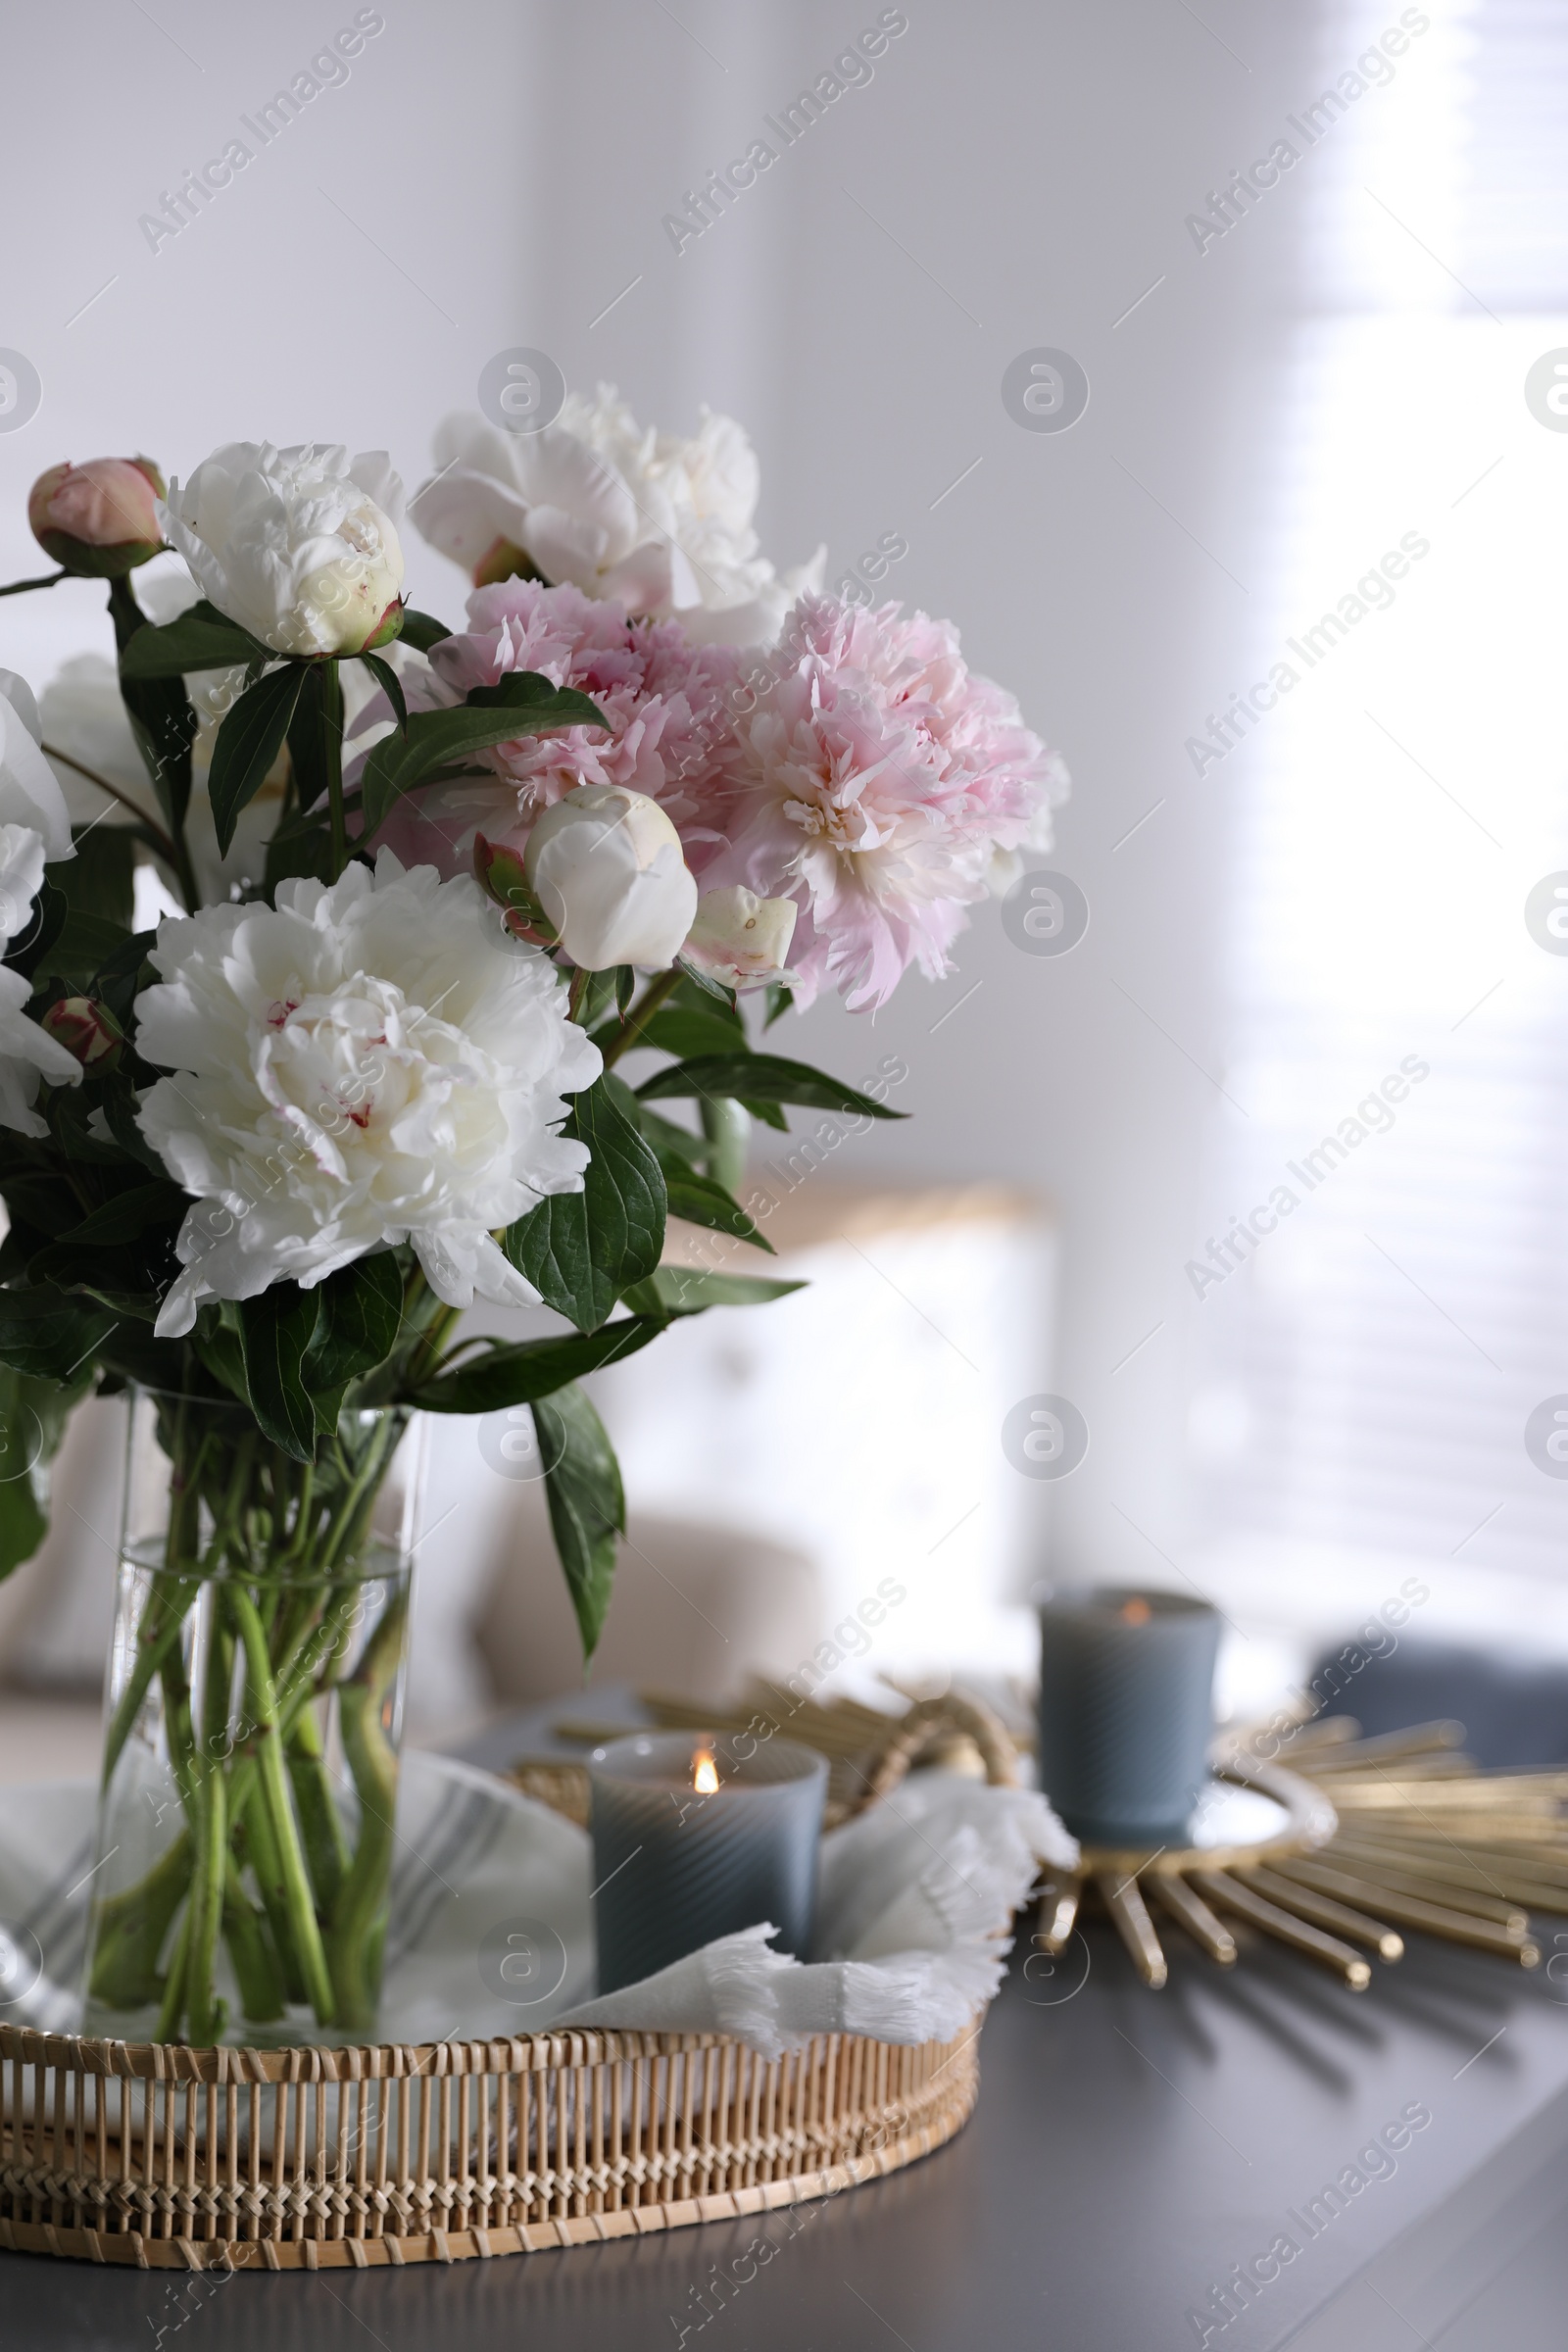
<box><xmin>693</xmin><ymin>1746</ymin><xmax>719</xmax><ymax>1795</ymax></box>
<box><xmin>1119</xmin><ymin>1597</ymin><xmax>1152</xmax><ymax>1626</ymax></box>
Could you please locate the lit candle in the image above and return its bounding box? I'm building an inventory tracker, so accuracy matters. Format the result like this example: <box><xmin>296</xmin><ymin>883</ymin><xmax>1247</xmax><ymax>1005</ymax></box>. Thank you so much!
<box><xmin>1037</xmin><ymin>1587</ymin><xmax>1221</xmax><ymax>1845</ymax></box>
<box><xmin>587</xmin><ymin>1732</ymin><xmax>828</xmax><ymax>1996</ymax></box>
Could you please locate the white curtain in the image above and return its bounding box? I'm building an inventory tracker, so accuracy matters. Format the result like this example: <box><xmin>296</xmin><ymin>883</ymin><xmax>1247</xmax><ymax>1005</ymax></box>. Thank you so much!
<box><xmin>1197</xmin><ymin>0</ymin><xmax>1568</xmax><ymax>1656</ymax></box>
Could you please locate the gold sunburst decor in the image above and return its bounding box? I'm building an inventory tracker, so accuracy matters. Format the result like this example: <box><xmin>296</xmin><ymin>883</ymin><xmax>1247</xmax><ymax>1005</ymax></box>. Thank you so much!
<box><xmin>1034</xmin><ymin>1716</ymin><xmax>1560</xmax><ymax>1988</ymax></box>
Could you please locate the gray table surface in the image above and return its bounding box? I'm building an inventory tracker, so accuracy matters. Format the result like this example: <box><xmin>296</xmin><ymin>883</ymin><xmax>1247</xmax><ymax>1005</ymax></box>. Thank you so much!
<box><xmin>7</xmin><ymin>1714</ymin><xmax>1568</xmax><ymax>2348</ymax></box>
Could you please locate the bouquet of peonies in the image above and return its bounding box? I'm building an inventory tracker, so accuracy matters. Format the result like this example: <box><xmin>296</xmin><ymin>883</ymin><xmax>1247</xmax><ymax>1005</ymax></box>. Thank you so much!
<box><xmin>0</xmin><ymin>393</ymin><xmax>1066</xmax><ymax>2044</ymax></box>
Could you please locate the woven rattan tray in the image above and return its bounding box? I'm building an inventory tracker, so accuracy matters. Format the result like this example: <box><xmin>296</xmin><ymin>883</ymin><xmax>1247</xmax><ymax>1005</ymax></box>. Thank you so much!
<box><xmin>0</xmin><ymin>1695</ymin><xmax>1009</xmax><ymax>2272</ymax></box>
<box><xmin>0</xmin><ymin>2019</ymin><xmax>978</xmax><ymax>2271</ymax></box>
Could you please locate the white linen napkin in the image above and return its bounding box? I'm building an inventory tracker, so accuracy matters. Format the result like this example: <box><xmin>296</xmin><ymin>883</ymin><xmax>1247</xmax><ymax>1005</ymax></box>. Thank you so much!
<box><xmin>0</xmin><ymin>1757</ymin><xmax>1075</xmax><ymax>2055</ymax></box>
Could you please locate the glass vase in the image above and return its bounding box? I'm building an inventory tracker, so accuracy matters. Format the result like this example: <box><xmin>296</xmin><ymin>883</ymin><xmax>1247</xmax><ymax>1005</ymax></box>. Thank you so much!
<box><xmin>81</xmin><ymin>1387</ymin><xmax>425</xmax><ymax>2048</ymax></box>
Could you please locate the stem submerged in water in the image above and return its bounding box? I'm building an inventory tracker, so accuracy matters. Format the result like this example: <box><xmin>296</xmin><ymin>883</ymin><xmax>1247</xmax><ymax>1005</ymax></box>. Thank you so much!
<box><xmin>83</xmin><ymin>1396</ymin><xmax>415</xmax><ymax>2046</ymax></box>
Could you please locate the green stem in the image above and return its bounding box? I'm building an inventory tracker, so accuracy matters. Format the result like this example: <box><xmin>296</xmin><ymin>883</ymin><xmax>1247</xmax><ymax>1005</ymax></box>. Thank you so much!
<box><xmin>321</xmin><ymin>659</ymin><xmax>347</xmax><ymax>879</ymax></box>
<box><xmin>183</xmin><ymin>1747</ymin><xmax>226</xmax><ymax>2043</ymax></box>
<box><xmin>99</xmin><ymin>1572</ymin><xmax>201</xmax><ymax>1789</ymax></box>
<box><xmin>700</xmin><ymin>1096</ymin><xmax>751</xmax><ymax>1194</ymax></box>
<box><xmin>181</xmin><ymin>1593</ymin><xmax>234</xmax><ymax>2043</ymax></box>
<box><xmin>229</xmin><ymin>1583</ymin><xmax>336</xmax><ymax>2026</ymax></box>
<box><xmin>222</xmin><ymin>1857</ymin><xmax>284</xmax><ymax>2023</ymax></box>
<box><xmin>599</xmin><ymin>966</ymin><xmax>683</xmax><ymax>1069</ymax></box>
<box><xmin>287</xmin><ymin>1708</ymin><xmax>349</xmax><ymax>1913</ymax></box>
<box><xmin>154</xmin><ymin>1903</ymin><xmax>191</xmax><ymax>2044</ymax></box>
<box><xmin>86</xmin><ymin>1831</ymin><xmax>191</xmax><ymax>2011</ymax></box>
<box><xmin>106</xmin><ymin>572</ymin><xmax>202</xmax><ymax>914</ymax></box>
<box><xmin>238</xmin><ymin>1777</ymin><xmax>305</xmax><ymax>2006</ymax></box>
<box><xmin>325</xmin><ymin>1587</ymin><xmax>408</xmax><ymax>2031</ymax></box>
<box><xmin>0</xmin><ymin>570</ymin><xmax>67</xmax><ymax>597</ymax></box>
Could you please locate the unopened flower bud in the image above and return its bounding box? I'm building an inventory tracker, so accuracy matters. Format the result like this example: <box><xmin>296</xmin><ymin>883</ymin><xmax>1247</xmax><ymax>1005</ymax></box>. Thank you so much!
<box><xmin>473</xmin><ymin>831</ymin><xmax>558</xmax><ymax>946</ymax></box>
<box><xmin>41</xmin><ymin>996</ymin><xmax>123</xmax><ymax>1070</ymax></box>
<box><xmin>524</xmin><ymin>785</ymin><xmax>698</xmax><ymax>971</ymax></box>
<box><xmin>28</xmin><ymin>458</ymin><xmax>165</xmax><ymax>576</ymax></box>
<box><xmin>682</xmin><ymin>886</ymin><xmax>797</xmax><ymax>990</ymax></box>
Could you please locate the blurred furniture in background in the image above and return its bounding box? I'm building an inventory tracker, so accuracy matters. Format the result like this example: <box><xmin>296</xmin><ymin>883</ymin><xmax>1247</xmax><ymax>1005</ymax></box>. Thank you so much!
<box><xmin>475</xmin><ymin>1502</ymin><xmax>821</xmax><ymax>1707</ymax></box>
<box><xmin>1309</xmin><ymin>1640</ymin><xmax>1568</xmax><ymax>1770</ymax></box>
<box><xmin>591</xmin><ymin>1179</ymin><xmax>1056</xmax><ymax>1685</ymax></box>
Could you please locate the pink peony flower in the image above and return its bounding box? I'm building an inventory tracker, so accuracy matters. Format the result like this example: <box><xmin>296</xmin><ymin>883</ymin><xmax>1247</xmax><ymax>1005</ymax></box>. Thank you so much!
<box><xmin>708</xmin><ymin>594</ymin><xmax>1068</xmax><ymax>1010</ymax></box>
<box><xmin>368</xmin><ymin>578</ymin><xmax>744</xmax><ymax>878</ymax></box>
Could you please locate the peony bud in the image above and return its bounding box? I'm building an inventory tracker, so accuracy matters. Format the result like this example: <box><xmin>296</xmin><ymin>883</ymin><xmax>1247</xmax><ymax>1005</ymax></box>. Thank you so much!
<box><xmin>524</xmin><ymin>785</ymin><xmax>698</xmax><ymax>971</ymax></box>
<box><xmin>28</xmin><ymin>458</ymin><xmax>165</xmax><ymax>577</ymax></box>
<box><xmin>472</xmin><ymin>831</ymin><xmax>558</xmax><ymax>945</ymax></box>
<box><xmin>41</xmin><ymin>996</ymin><xmax>123</xmax><ymax>1070</ymax></box>
<box><xmin>682</xmin><ymin>886</ymin><xmax>797</xmax><ymax>990</ymax></box>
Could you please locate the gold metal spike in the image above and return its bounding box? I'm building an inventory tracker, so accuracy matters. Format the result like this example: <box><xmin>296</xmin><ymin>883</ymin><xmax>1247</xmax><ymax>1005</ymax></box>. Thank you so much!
<box><xmin>1034</xmin><ymin>1874</ymin><xmax>1082</xmax><ymax>1956</ymax></box>
<box><xmin>1097</xmin><ymin>1871</ymin><xmax>1168</xmax><ymax>1988</ymax></box>
<box><xmin>1192</xmin><ymin>1869</ymin><xmax>1372</xmax><ymax>1988</ymax></box>
<box><xmin>1239</xmin><ymin>1865</ymin><xmax>1404</xmax><ymax>1962</ymax></box>
<box><xmin>1149</xmin><ymin>1871</ymin><xmax>1237</xmax><ymax>1965</ymax></box>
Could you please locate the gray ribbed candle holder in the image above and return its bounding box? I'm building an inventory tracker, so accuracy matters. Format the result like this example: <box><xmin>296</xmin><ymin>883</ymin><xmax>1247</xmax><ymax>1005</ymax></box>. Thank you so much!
<box><xmin>1037</xmin><ymin>1587</ymin><xmax>1221</xmax><ymax>1845</ymax></box>
<box><xmin>588</xmin><ymin>1732</ymin><xmax>828</xmax><ymax>1996</ymax></box>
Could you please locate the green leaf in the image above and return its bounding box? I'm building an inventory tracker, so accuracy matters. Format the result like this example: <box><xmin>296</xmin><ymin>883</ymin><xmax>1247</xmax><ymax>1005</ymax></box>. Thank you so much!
<box><xmin>28</xmin><ymin>1182</ymin><xmax>186</xmax><ymax>1310</ymax></box>
<box><xmin>116</xmin><ymin>600</ymin><xmax>266</xmax><ymax>678</ymax></box>
<box><xmin>97</xmin><ymin>1080</ymin><xmax>169</xmax><ymax>1174</ymax></box>
<box><xmin>649</xmin><ymin>1266</ymin><xmax>805</xmax><ymax>1312</ymax></box>
<box><xmin>33</xmin><ymin>907</ymin><xmax>132</xmax><ymax>992</ymax></box>
<box><xmin>614</xmin><ymin>963</ymin><xmax>636</xmax><ymax>1018</ymax></box>
<box><xmin>300</xmin><ymin>1254</ymin><xmax>404</xmax><ymax>1395</ymax></box>
<box><xmin>192</xmin><ymin>1315</ymin><xmax>249</xmax><ymax>1404</ymax></box>
<box><xmin>109</xmin><ymin>577</ymin><xmax>199</xmax><ymax>836</ymax></box>
<box><xmin>763</xmin><ymin>982</ymin><xmax>794</xmax><ymax>1028</ymax></box>
<box><xmin>263</xmin><ymin>811</ymin><xmax>335</xmax><ymax>893</ymax></box>
<box><xmin>396</xmin><ymin>610</ymin><xmax>453</xmax><ymax>655</ymax></box>
<box><xmin>640</xmin><ymin>1007</ymin><xmax>752</xmax><ymax>1061</ymax></box>
<box><xmin>0</xmin><ymin>1287</ymin><xmax>118</xmax><ymax>1380</ymax></box>
<box><xmin>534</xmin><ymin>1383</ymin><xmax>623</xmax><ymax>1660</ymax></box>
<box><xmin>359</xmin><ymin>674</ymin><xmax>609</xmax><ymax>840</ymax></box>
<box><xmin>238</xmin><ymin>1286</ymin><xmax>321</xmax><ymax>1462</ymax></box>
<box><xmin>410</xmin><ymin>1314</ymin><xmax>670</xmax><ymax>1414</ymax></box>
<box><xmin>0</xmin><ymin>1176</ymin><xmax>83</xmax><ymax>1240</ymax></box>
<box><xmin>636</xmin><ymin>1106</ymin><xmax>708</xmax><ymax>1170</ymax></box>
<box><xmin>673</xmin><ymin>959</ymin><xmax>740</xmax><ymax>1012</ymax></box>
<box><xmin>504</xmin><ymin>1078</ymin><xmax>665</xmax><ymax>1332</ymax></box>
<box><xmin>662</xmin><ymin>1168</ymin><xmax>774</xmax><ymax>1250</ymax></box>
<box><xmin>56</xmin><ymin>829</ymin><xmax>136</xmax><ymax>928</ymax></box>
<box><xmin>285</xmin><ymin>659</ymin><xmax>344</xmax><ymax>812</ymax></box>
<box><xmin>33</xmin><ymin>1182</ymin><xmax>186</xmax><ymax>1255</ymax></box>
<box><xmin>739</xmin><ymin>1097</ymin><xmax>790</xmax><ymax>1132</ymax></box>
<box><xmin>639</xmin><ymin>1053</ymin><xmax>907</xmax><ymax>1122</ymax></box>
<box><xmin>0</xmin><ymin>1360</ymin><xmax>94</xmax><ymax>1579</ymax></box>
<box><xmin>577</xmin><ymin>967</ymin><xmax>621</xmax><ymax>1032</ymax></box>
<box><xmin>358</xmin><ymin>651</ymin><xmax>408</xmax><ymax>731</ymax></box>
<box><xmin>209</xmin><ymin>664</ymin><xmax>307</xmax><ymax>858</ymax></box>
<box><xmin>46</xmin><ymin>1089</ymin><xmax>135</xmax><ymax>1166</ymax></box>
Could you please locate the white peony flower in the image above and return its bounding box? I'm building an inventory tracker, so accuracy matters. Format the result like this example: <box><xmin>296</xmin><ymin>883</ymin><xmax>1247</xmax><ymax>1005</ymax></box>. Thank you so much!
<box><xmin>133</xmin><ymin>852</ymin><xmax>602</xmax><ymax>1338</ymax></box>
<box><xmin>524</xmin><ymin>785</ymin><xmax>698</xmax><ymax>971</ymax></box>
<box><xmin>411</xmin><ymin>387</ymin><xmax>823</xmax><ymax>646</ymax></box>
<box><xmin>0</xmin><ymin>825</ymin><xmax>82</xmax><ymax>1137</ymax></box>
<box><xmin>161</xmin><ymin>443</ymin><xmax>406</xmax><ymax>659</ymax></box>
<box><xmin>682</xmin><ymin>886</ymin><xmax>797</xmax><ymax>990</ymax></box>
<box><xmin>0</xmin><ymin>669</ymin><xmax>74</xmax><ymax>859</ymax></box>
